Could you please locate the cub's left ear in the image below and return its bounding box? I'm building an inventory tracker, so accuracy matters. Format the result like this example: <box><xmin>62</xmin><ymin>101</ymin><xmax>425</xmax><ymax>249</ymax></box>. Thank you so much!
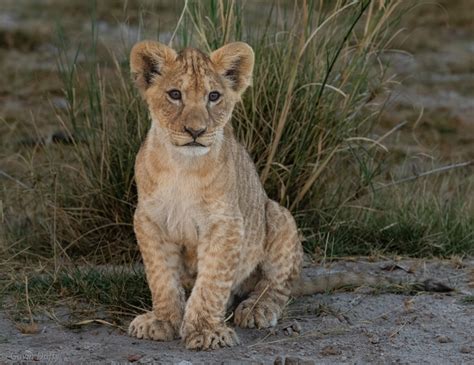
<box><xmin>210</xmin><ymin>42</ymin><xmax>255</xmax><ymax>95</ymax></box>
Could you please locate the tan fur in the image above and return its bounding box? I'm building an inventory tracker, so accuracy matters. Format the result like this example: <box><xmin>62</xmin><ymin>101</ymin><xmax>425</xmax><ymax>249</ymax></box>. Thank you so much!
<box><xmin>127</xmin><ymin>41</ymin><xmax>303</xmax><ymax>350</ymax></box>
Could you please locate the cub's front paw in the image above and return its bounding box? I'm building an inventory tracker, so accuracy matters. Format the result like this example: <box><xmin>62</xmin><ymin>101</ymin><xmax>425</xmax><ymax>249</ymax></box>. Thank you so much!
<box><xmin>128</xmin><ymin>311</ymin><xmax>178</xmax><ymax>341</ymax></box>
<box><xmin>181</xmin><ymin>322</ymin><xmax>239</xmax><ymax>350</ymax></box>
<box><xmin>234</xmin><ymin>298</ymin><xmax>281</xmax><ymax>329</ymax></box>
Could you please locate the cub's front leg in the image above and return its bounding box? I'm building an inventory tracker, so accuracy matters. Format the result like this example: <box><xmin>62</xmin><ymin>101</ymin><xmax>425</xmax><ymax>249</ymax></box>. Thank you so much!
<box><xmin>128</xmin><ymin>211</ymin><xmax>185</xmax><ymax>341</ymax></box>
<box><xmin>180</xmin><ymin>215</ymin><xmax>243</xmax><ymax>350</ymax></box>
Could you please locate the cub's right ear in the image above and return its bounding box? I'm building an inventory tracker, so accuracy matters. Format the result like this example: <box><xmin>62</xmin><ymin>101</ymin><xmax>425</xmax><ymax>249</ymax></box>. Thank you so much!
<box><xmin>130</xmin><ymin>41</ymin><xmax>177</xmax><ymax>94</ymax></box>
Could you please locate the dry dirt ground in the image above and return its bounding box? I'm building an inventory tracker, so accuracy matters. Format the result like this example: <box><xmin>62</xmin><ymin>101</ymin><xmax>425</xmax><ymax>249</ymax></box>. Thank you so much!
<box><xmin>1</xmin><ymin>259</ymin><xmax>473</xmax><ymax>364</ymax></box>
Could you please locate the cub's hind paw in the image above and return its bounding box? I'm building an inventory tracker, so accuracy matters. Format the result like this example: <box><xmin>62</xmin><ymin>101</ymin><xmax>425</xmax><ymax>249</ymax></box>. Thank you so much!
<box><xmin>234</xmin><ymin>298</ymin><xmax>281</xmax><ymax>329</ymax></box>
<box><xmin>128</xmin><ymin>311</ymin><xmax>178</xmax><ymax>341</ymax></box>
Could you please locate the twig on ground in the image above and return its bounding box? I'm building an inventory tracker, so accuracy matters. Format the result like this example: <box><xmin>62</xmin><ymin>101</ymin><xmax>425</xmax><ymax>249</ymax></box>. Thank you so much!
<box><xmin>24</xmin><ymin>275</ymin><xmax>34</xmax><ymax>324</ymax></box>
<box><xmin>248</xmin><ymin>327</ymin><xmax>349</xmax><ymax>348</ymax></box>
<box><xmin>73</xmin><ymin>319</ymin><xmax>126</xmax><ymax>332</ymax></box>
<box><xmin>388</xmin><ymin>316</ymin><xmax>417</xmax><ymax>339</ymax></box>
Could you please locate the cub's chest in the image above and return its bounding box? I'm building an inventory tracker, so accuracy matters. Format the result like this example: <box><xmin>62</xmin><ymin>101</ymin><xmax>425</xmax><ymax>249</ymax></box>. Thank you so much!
<box><xmin>142</xmin><ymin>176</ymin><xmax>207</xmax><ymax>242</ymax></box>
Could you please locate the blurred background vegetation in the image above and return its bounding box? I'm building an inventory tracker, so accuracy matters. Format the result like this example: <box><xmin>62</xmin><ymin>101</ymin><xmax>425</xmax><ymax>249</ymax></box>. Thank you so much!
<box><xmin>0</xmin><ymin>0</ymin><xmax>473</xmax><ymax>318</ymax></box>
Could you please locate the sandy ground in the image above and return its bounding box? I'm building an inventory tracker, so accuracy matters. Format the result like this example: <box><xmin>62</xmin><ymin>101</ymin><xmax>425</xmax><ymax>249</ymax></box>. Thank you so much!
<box><xmin>1</xmin><ymin>259</ymin><xmax>472</xmax><ymax>364</ymax></box>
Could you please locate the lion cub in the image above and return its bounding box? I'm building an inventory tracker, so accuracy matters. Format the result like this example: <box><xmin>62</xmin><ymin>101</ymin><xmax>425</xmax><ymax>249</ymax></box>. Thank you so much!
<box><xmin>128</xmin><ymin>41</ymin><xmax>302</xmax><ymax>350</ymax></box>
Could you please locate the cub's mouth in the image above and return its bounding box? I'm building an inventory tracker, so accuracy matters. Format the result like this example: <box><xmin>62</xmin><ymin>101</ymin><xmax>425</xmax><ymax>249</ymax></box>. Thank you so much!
<box><xmin>169</xmin><ymin>131</ymin><xmax>216</xmax><ymax>152</ymax></box>
<box><xmin>175</xmin><ymin>139</ymin><xmax>212</xmax><ymax>157</ymax></box>
<box><xmin>183</xmin><ymin>141</ymin><xmax>207</xmax><ymax>147</ymax></box>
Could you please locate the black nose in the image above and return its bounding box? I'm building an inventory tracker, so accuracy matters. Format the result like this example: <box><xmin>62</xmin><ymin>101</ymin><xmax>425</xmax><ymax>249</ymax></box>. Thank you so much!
<box><xmin>184</xmin><ymin>126</ymin><xmax>206</xmax><ymax>140</ymax></box>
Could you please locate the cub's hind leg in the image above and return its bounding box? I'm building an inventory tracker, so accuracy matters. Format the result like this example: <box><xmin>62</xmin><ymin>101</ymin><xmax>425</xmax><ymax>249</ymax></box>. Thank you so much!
<box><xmin>128</xmin><ymin>212</ymin><xmax>185</xmax><ymax>341</ymax></box>
<box><xmin>234</xmin><ymin>200</ymin><xmax>303</xmax><ymax>329</ymax></box>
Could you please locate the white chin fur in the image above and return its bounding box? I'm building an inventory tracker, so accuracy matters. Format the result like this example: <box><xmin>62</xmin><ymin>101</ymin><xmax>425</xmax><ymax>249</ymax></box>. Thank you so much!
<box><xmin>176</xmin><ymin>146</ymin><xmax>211</xmax><ymax>157</ymax></box>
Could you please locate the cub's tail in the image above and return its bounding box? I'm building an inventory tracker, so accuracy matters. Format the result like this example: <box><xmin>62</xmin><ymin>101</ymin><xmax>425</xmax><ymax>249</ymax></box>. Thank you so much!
<box><xmin>291</xmin><ymin>272</ymin><xmax>453</xmax><ymax>297</ymax></box>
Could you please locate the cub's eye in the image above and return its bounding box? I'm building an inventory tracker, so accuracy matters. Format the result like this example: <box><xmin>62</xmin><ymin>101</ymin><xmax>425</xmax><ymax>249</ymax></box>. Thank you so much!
<box><xmin>167</xmin><ymin>89</ymin><xmax>182</xmax><ymax>100</ymax></box>
<box><xmin>208</xmin><ymin>91</ymin><xmax>221</xmax><ymax>102</ymax></box>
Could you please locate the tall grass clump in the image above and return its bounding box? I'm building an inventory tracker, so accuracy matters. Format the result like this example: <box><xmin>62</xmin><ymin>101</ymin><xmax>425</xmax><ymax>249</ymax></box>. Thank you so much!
<box><xmin>5</xmin><ymin>0</ymin><xmax>471</xmax><ymax>264</ymax></box>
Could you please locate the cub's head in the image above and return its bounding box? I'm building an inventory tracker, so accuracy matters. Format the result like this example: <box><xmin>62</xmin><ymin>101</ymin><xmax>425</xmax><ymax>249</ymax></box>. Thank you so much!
<box><xmin>130</xmin><ymin>41</ymin><xmax>254</xmax><ymax>156</ymax></box>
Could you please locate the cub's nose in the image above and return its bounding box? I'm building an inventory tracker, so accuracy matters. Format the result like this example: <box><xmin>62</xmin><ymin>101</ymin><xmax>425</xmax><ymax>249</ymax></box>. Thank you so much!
<box><xmin>184</xmin><ymin>126</ymin><xmax>207</xmax><ymax>140</ymax></box>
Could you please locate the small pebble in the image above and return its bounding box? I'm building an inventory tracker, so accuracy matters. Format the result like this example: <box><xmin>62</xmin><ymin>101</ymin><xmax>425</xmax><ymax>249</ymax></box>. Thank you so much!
<box><xmin>436</xmin><ymin>335</ymin><xmax>452</xmax><ymax>343</ymax></box>
<box><xmin>370</xmin><ymin>335</ymin><xmax>380</xmax><ymax>344</ymax></box>
<box><xmin>460</xmin><ymin>346</ymin><xmax>471</xmax><ymax>354</ymax></box>
<box><xmin>284</xmin><ymin>357</ymin><xmax>314</xmax><ymax>365</ymax></box>
<box><xmin>291</xmin><ymin>321</ymin><xmax>302</xmax><ymax>333</ymax></box>
<box><xmin>320</xmin><ymin>345</ymin><xmax>342</xmax><ymax>356</ymax></box>
<box><xmin>284</xmin><ymin>357</ymin><xmax>299</xmax><ymax>365</ymax></box>
<box><xmin>282</xmin><ymin>321</ymin><xmax>302</xmax><ymax>336</ymax></box>
<box><xmin>127</xmin><ymin>354</ymin><xmax>142</xmax><ymax>363</ymax></box>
